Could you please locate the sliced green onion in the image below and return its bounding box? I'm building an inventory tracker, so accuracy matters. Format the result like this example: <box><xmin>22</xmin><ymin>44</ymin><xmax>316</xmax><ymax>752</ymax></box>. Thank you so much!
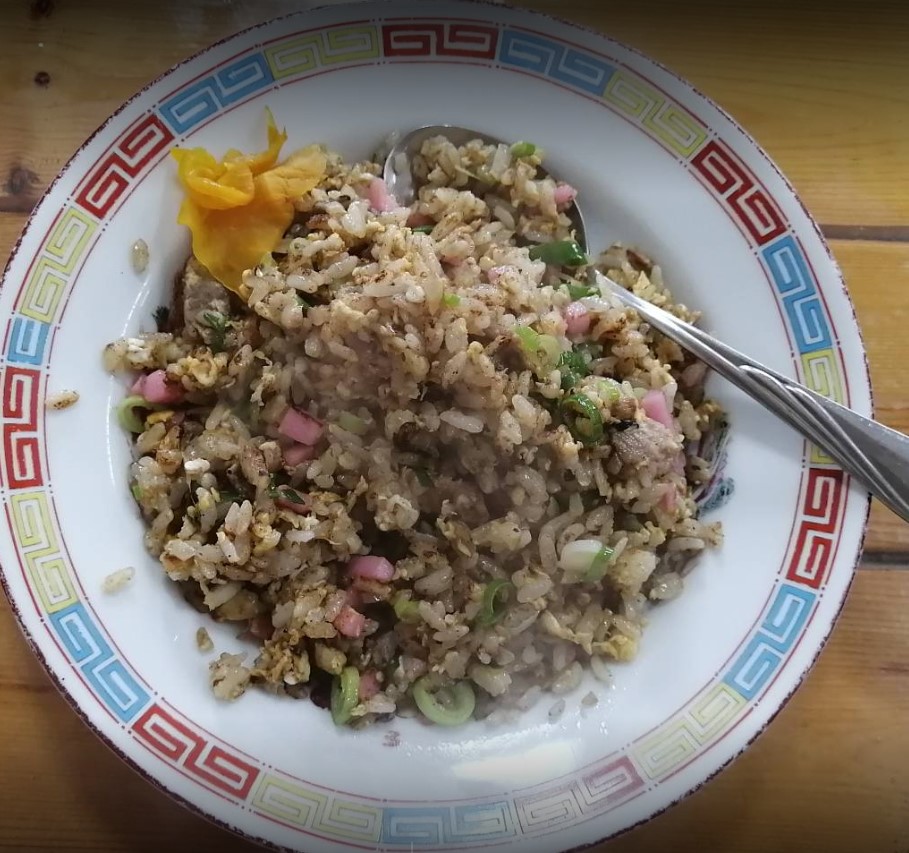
<box><xmin>510</xmin><ymin>141</ymin><xmax>537</xmax><ymax>158</ymax></box>
<box><xmin>559</xmin><ymin>370</ymin><xmax>579</xmax><ymax>392</ymax></box>
<box><xmin>200</xmin><ymin>311</ymin><xmax>230</xmax><ymax>353</ymax></box>
<box><xmin>411</xmin><ymin>467</ymin><xmax>433</xmax><ymax>488</ymax></box>
<box><xmin>117</xmin><ymin>395</ymin><xmax>157</xmax><ymax>434</ymax></box>
<box><xmin>514</xmin><ymin>326</ymin><xmax>561</xmax><ymax>376</ymax></box>
<box><xmin>560</xmin><ymin>394</ymin><xmax>604</xmax><ymax>445</ymax></box>
<box><xmin>475</xmin><ymin>580</ymin><xmax>514</xmax><ymax>627</ymax></box>
<box><xmin>268</xmin><ymin>474</ymin><xmax>306</xmax><ymax>505</ymax></box>
<box><xmin>130</xmin><ymin>484</ymin><xmax>142</xmax><ymax>501</ymax></box>
<box><xmin>270</xmin><ymin>486</ymin><xmax>307</xmax><ymax>505</ymax></box>
<box><xmin>412</xmin><ymin>224</ymin><xmax>434</xmax><ymax>234</ymax></box>
<box><xmin>557</xmin><ymin>350</ymin><xmax>589</xmax><ymax>391</ymax></box>
<box><xmin>597</xmin><ymin>379</ymin><xmax>621</xmax><ymax>405</ymax></box>
<box><xmin>442</xmin><ymin>293</ymin><xmax>461</xmax><ymax>308</ymax></box>
<box><xmin>529</xmin><ymin>239</ymin><xmax>588</xmax><ymax>268</ymax></box>
<box><xmin>584</xmin><ymin>546</ymin><xmax>616</xmax><ymax>583</ymax></box>
<box><xmin>338</xmin><ymin>412</ymin><xmax>368</xmax><ymax>435</ymax></box>
<box><xmin>295</xmin><ymin>293</ymin><xmax>312</xmax><ymax>308</ymax></box>
<box><xmin>514</xmin><ymin>325</ymin><xmax>539</xmax><ymax>351</ymax></box>
<box><xmin>559</xmin><ymin>350</ymin><xmax>588</xmax><ymax>375</ymax></box>
<box><xmin>216</xmin><ymin>489</ymin><xmax>243</xmax><ymax>505</ymax></box>
<box><xmin>412</xmin><ymin>677</ymin><xmax>476</xmax><ymax>726</ymax></box>
<box><xmin>567</xmin><ymin>282</ymin><xmax>597</xmax><ymax>299</ymax></box>
<box><xmin>392</xmin><ymin>593</ymin><xmax>421</xmax><ymax>623</ymax></box>
<box><xmin>330</xmin><ymin>666</ymin><xmax>360</xmax><ymax>725</ymax></box>
<box><xmin>561</xmin><ymin>276</ymin><xmax>597</xmax><ymax>300</ymax></box>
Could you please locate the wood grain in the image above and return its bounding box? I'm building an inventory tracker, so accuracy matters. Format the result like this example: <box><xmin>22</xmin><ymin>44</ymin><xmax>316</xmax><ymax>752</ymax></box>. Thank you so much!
<box><xmin>3</xmin><ymin>0</ymin><xmax>909</xmax><ymax>226</ymax></box>
<box><xmin>1</xmin><ymin>0</ymin><xmax>909</xmax><ymax>851</ymax></box>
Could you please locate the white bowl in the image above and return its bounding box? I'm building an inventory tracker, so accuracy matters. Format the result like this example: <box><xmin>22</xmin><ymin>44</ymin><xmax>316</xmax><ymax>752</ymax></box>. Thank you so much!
<box><xmin>0</xmin><ymin>1</ymin><xmax>870</xmax><ymax>850</ymax></box>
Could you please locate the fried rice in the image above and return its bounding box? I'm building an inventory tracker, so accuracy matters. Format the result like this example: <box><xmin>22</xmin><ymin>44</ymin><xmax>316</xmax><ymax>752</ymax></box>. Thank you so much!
<box><xmin>103</xmin><ymin>133</ymin><xmax>724</xmax><ymax>728</ymax></box>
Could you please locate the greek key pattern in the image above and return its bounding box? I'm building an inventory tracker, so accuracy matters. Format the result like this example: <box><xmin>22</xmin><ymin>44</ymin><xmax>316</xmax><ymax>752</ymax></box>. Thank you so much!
<box><xmin>801</xmin><ymin>348</ymin><xmax>846</xmax><ymax>463</ymax></box>
<box><xmin>9</xmin><ymin>492</ymin><xmax>76</xmax><ymax>614</ymax></box>
<box><xmin>0</xmin><ymin>18</ymin><xmax>858</xmax><ymax>848</ymax></box>
<box><xmin>74</xmin><ymin>113</ymin><xmax>174</xmax><ymax>220</ymax></box>
<box><xmin>132</xmin><ymin>704</ymin><xmax>260</xmax><ymax>798</ymax></box>
<box><xmin>723</xmin><ymin>583</ymin><xmax>817</xmax><ymax>700</ymax></box>
<box><xmin>513</xmin><ymin>754</ymin><xmax>644</xmax><ymax>834</ymax></box>
<box><xmin>603</xmin><ymin>72</ymin><xmax>707</xmax><ymax>157</ymax></box>
<box><xmin>498</xmin><ymin>28</ymin><xmax>615</xmax><ymax>95</ymax></box>
<box><xmin>761</xmin><ymin>235</ymin><xmax>833</xmax><ymax>354</ymax></box>
<box><xmin>2</xmin><ymin>366</ymin><xmax>39</xmax><ymax>431</ymax></box>
<box><xmin>158</xmin><ymin>53</ymin><xmax>274</xmax><ymax>134</ymax></box>
<box><xmin>691</xmin><ymin>140</ymin><xmax>787</xmax><ymax>246</ymax></box>
<box><xmin>2</xmin><ymin>366</ymin><xmax>43</xmax><ymax>489</ymax></box>
<box><xmin>252</xmin><ymin>775</ymin><xmax>329</xmax><ymax>832</ymax></box>
<box><xmin>5</xmin><ymin>316</ymin><xmax>51</xmax><ymax>366</ymax></box>
<box><xmin>801</xmin><ymin>349</ymin><xmax>845</xmax><ymax>404</ymax></box>
<box><xmin>576</xmin><ymin>756</ymin><xmax>646</xmax><ymax>813</ymax></box>
<box><xmin>786</xmin><ymin>468</ymin><xmax>846</xmax><ymax>589</ymax></box>
<box><xmin>264</xmin><ymin>25</ymin><xmax>379</xmax><ymax>79</ymax></box>
<box><xmin>50</xmin><ymin>603</ymin><xmax>150</xmax><ymax>723</ymax></box>
<box><xmin>382</xmin><ymin>802</ymin><xmax>513</xmax><ymax>846</ymax></box>
<box><xmin>18</xmin><ymin>206</ymin><xmax>96</xmax><ymax>324</ymax></box>
<box><xmin>633</xmin><ymin>684</ymin><xmax>748</xmax><ymax>780</ymax></box>
<box><xmin>759</xmin><ymin>235</ymin><xmax>843</xmax><ymax>460</ymax></box>
<box><xmin>514</xmin><ymin>783</ymin><xmax>582</xmax><ymax>832</ymax></box>
<box><xmin>383</xmin><ymin>22</ymin><xmax>498</xmax><ymax>59</ymax></box>
<box><xmin>314</xmin><ymin>798</ymin><xmax>383</xmax><ymax>843</ymax></box>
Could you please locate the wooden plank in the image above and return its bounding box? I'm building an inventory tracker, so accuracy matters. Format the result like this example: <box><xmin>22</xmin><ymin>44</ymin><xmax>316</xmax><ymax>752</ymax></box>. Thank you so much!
<box><xmin>835</xmin><ymin>240</ymin><xmax>909</xmax><ymax>554</ymax></box>
<box><xmin>521</xmin><ymin>0</ymin><xmax>909</xmax><ymax>230</ymax></box>
<box><xmin>1</xmin><ymin>0</ymin><xmax>909</xmax><ymax>227</ymax></box>
<box><xmin>1</xmin><ymin>2</ymin><xmax>908</xmax><ymax>851</ymax></box>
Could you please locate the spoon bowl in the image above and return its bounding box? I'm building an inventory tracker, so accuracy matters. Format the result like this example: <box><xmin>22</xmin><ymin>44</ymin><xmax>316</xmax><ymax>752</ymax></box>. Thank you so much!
<box><xmin>383</xmin><ymin>124</ymin><xmax>588</xmax><ymax>248</ymax></box>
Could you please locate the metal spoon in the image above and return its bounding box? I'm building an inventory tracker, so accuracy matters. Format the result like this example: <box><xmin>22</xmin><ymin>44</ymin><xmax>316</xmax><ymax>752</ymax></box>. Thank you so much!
<box><xmin>383</xmin><ymin>124</ymin><xmax>587</xmax><ymax>242</ymax></box>
<box><xmin>384</xmin><ymin>126</ymin><xmax>909</xmax><ymax>522</ymax></box>
<box><xmin>590</xmin><ymin>271</ymin><xmax>909</xmax><ymax>522</ymax></box>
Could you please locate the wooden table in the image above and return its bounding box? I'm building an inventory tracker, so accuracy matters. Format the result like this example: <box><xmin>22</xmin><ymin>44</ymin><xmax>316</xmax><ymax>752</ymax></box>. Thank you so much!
<box><xmin>2</xmin><ymin>1</ymin><xmax>908</xmax><ymax>850</ymax></box>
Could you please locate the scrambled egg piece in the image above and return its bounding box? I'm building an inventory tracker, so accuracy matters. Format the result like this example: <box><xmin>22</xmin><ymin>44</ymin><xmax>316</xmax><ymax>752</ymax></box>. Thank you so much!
<box><xmin>171</xmin><ymin>109</ymin><xmax>326</xmax><ymax>294</ymax></box>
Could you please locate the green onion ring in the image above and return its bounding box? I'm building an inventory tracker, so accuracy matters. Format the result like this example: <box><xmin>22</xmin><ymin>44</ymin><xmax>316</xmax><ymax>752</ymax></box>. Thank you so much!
<box><xmin>330</xmin><ymin>666</ymin><xmax>360</xmax><ymax>726</ymax></box>
<box><xmin>475</xmin><ymin>579</ymin><xmax>514</xmax><ymax>627</ymax></box>
<box><xmin>560</xmin><ymin>394</ymin><xmax>604</xmax><ymax>445</ymax></box>
<box><xmin>412</xmin><ymin>677</ymin><xmax>476</xmax><ymax>727</ymax></box>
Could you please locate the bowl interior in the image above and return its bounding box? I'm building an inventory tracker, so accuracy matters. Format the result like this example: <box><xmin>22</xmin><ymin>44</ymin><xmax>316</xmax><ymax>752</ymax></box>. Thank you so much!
<box><xmin>0</xmin><ymin>2</ymin><xmax>870</xmax><ymax>850</ymax></box>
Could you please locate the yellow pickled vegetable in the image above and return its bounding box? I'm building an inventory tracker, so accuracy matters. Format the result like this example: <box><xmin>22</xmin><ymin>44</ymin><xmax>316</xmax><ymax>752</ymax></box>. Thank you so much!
<box><xmin>171</xmin><ymin>109</ymin><xmax>326</xmax><ymax>294</ymax></box>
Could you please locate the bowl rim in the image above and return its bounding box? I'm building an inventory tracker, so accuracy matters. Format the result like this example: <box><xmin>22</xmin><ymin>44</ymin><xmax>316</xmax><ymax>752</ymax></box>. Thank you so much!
<box><xmin>0</xmin><ymin>0</ymin><xmax>873</xmax><ymax>849</ymax></box>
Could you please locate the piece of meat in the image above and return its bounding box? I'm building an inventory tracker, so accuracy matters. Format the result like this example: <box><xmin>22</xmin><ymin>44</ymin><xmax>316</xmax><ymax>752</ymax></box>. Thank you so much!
<box><xmin>611</xmin><ymin>419</ymin><xmax>678</xmax><ymax>475</ymax></box>
<box><xmin>181</xmin><ymin>257</ymin><xmax>231</xmax><ymax>341</ymax></box>
<box><xmin>358</xmin><ymin>670</ymin><xmax>381</xmax><ymax>701</ymax></box>
<box><xmin>626</xmin><ymin>248</ymin><xmax>654</xmax><ymax>275</ymax></box>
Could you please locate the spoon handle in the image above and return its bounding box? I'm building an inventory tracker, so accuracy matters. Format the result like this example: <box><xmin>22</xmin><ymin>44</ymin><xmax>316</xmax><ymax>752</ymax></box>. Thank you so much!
<box><xmin>592</xmin><ymin>271</ymin><xmax>909</xmax><ymax>522</ymax></box>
